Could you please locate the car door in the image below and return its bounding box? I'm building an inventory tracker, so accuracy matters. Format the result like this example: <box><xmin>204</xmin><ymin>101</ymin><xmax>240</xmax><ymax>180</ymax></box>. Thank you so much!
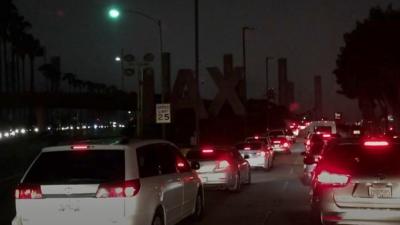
<box><xmin>156</xmin><ymin>144</ymin><xmax>184</xmax><ymax>225</ymax></box>
<box><xmin>171</xmin><ymin>146</ymin><xmax>199</xmax><ymax>218</ymax></box>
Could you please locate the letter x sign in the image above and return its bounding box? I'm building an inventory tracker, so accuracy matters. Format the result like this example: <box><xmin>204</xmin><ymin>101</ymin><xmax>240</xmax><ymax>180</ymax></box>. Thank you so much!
<box><xmin>207</xmin><ymin>67</ymin><xmax>246</xmax><ymax>116</ymax></box>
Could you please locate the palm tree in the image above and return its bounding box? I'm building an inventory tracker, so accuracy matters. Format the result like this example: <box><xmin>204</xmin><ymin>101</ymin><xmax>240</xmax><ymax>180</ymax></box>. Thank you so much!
<box><xmin>0</xmin><ymin>0</ymin><xmax>18</xmax><ymax>93</ymax></box>
<box><xmin>62</xmin><ymin>72</ymin><xmax>76</xmax><ymax>93</ymax></box>
<box><xmin>27</xmin><ymin>37</ymin><xmax>44</xmax><ymax>93</ymax></box>
<box><xmin>39</xmin><ymin>63</ymin><xmax>60</xmax><ymax>92</ymax></box>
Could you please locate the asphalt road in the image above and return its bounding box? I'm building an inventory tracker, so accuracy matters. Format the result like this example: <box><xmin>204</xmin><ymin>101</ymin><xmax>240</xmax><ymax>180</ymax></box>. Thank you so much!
<box><xmin>0</xmin><ymin>140</ymin><xmax>309</xmax><ymax>225</ymax></box>
<box><xmin>180</xmin><ymin>140</ymin><xmax>311</xmax><ymax>225</ymax></box>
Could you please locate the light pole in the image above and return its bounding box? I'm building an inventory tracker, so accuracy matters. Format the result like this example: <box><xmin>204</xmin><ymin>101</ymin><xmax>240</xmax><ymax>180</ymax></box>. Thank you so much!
<box><xmin>194</xmin><ymin>0</ymin><xmax>200</xmax><ymax>147</ymax></box>
<box><xmin>108</xmin><ymin>7</ymin><xmax>165</xmax><ymax>138</ymax></box>
<box><xmin>242</xmin><ymin>26</ymin><xmax>255</xmax><ymax>100</ymax></box>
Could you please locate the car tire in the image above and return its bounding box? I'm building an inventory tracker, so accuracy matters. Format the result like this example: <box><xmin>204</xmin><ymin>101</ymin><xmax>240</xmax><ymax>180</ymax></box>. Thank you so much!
<box><xmin>191</xmin><ymin>191</ymin><xmax>204</xmax><ymax>222</ymax></box>
<box><xmin>151</xmin><ymin>208</ymin><xmax>164</xmax><ymax>225</ymax></box>
<box><xmin>245</xmin><ymin>170</ymin><xmax>251</xmax><ymax>185</ymax></box>
<box><xmin>229</xmin><ymin>172</ymin><xmax>241</xmax><ymax>192</ymax></box>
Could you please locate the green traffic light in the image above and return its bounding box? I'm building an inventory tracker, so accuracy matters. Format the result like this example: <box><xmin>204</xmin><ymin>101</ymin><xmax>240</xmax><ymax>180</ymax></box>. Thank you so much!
<box><xmin>108</xmin><ymin>8</ymin><xmax>120</xmax><ymax>19</ymax></box>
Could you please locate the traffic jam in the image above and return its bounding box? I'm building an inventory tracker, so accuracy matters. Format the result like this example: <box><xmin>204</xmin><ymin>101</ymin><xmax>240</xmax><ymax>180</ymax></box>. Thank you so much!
<box><xmin>10</xmin><ymin>120</ymin><xmax>400</xmax><ymax>225</ymax></box>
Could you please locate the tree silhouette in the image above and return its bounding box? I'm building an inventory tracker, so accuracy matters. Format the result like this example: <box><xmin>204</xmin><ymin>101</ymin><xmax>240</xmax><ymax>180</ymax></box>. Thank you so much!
<box><xmin>335</xmin><ymin>5</ymin><xmax>400</xmax><ymax>121</ymax></box>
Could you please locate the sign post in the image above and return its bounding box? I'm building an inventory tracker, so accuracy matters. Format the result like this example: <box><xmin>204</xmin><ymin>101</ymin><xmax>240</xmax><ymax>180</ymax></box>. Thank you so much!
<box><xmin>156</xmin><ymin>104</ymin><xmax>171</xmax><ymax>124</ymax></box>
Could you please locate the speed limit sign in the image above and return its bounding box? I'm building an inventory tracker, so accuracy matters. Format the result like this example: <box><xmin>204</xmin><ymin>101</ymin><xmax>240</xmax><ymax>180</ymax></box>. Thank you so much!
<box><xmin>156</xmin><ymin>104</ymin><xmax>171</xmax><ymax>124</ymax></box>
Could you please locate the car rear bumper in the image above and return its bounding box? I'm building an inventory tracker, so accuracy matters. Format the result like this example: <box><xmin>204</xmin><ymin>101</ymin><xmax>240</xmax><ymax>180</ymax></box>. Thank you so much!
<box><xmin>247</xmin><ymin>157</ymin><xmax>267</xmax><ymax>168</ymax></box>
<box><xmin>12</xmin><ymin>214</ymin><xmax>149</xmax><ymax>225</ymax></box>
<box><xmin>197</xmin><ymin>172</ymin><xmax>233</xmax><ymax>187</ymax></box>
<box><xmin>316</xmin><ymin>196</ymin><xmax>400</xmax><ymax>225</ymax></box>
<box><xmin>272</xmin><ymin>147</ymin><xmax>289</xmax><ymax>152</ymax></box>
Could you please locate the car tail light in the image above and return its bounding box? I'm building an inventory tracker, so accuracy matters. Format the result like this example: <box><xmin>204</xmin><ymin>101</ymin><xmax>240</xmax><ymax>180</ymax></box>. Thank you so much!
<box><xmin>202</xmin><ymin>149</ymin><xmax>214</xmax><ymax>154</ymax></box>
<box><xmin>283</xmin><ymin>142</ymin><xmax>289</xmax><ymax>148</ymax></box>
<box><xmin>322</xmin><ymin>134</ymin><xmax>331</xmax><ymax>138</ymax></box>
<box><xmin>15</xmin><ymin>184</ymin><xmax>43</xmax><ymax>199</ymax></box>
<box><xmin>96</xmin><ymin>179</ymin><xmax>140</xmax><ymax>198</ymax></box>
<box><xmin>314</xmin><ymin>155</ymin><xmax>322</xmax><ymax>162</ymax></box>
<box><xmin>244</xmin><ymin>147</ymin><xmax>251</xmax><ymax>150</ymax></box>
<box><xmin>306</xmin><ymin>139</ymin><xmax>311</xmax><ymax>146</ymax></box>
<box><xmin>214</xmin><ymin>160</ymin><xmax>230</xmax><ymax>172</ymax></box>
<box><xmin>254</xmin><ymin>136</ymin><xmax>259</xmax><ymax>140</ymax></box>
<box><xmin>316</xmin><ymin>171</ymin><xmax>350</xmax><ymax>187</ymax></box>
<box><xmin>363</xmin><ymin>141</ymin><xmax>389</xmax><ymax>147</ymax></box>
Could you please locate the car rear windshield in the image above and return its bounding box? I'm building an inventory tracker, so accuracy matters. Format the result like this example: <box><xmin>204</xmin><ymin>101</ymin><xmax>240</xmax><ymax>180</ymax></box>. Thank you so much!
<box><xmin>235</xmin><ymin>143</ymin><xmax>262</xmax><ymax>150</ymax></box>
<box><xmin>315</xmin><ymin>126</ymin><xmax>332</xmax><ymax>133</ymax></box>
<box><xmin>323</xmin><ymin>144</ymin><xmax>400</xmax><ymax>175</ymax></box>
<box><xmin>268</xmin><ymin>131</ymin><xmax>284</xmax><ymax>136</ymax></box>
<box><xmin>186</xmin><ymin>150</ymin><xmax>232</xmax><ymax>161</ymax></box>
<box><xmin>23</xmin><ymin>150</ymin><xmax>125</xmax><ymax>185</ymax></box>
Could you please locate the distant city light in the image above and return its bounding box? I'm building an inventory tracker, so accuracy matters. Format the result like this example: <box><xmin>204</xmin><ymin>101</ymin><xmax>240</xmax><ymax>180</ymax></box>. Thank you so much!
<box><xmin>4</xmin><ymin>132</ymin><xmax>9</xmax><ymax>137</ymax></box>
<box><xmin>115</xmin><ymin>56</ymin><xmax>121</xmax><ymax>62</ymax></box>
<box><xmin>34</xmin><ymin>128</ymin><xmax>39</xmax><ymax>133</ymax></box>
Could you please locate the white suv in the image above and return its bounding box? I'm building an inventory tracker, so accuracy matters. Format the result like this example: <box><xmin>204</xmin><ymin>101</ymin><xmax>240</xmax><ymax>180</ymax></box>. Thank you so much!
<box><xmin>12</xmin><ymin>140</ymin><xmax>204</xmax><ymax>225</ymax></box>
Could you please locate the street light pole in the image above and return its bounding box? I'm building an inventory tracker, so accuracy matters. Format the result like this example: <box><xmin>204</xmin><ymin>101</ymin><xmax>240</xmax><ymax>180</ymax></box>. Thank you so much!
<box><xmin>109</xmin><ymin>8</ymin><xmax>165</xmax><ymax>138</ymax></box>
<box><xmin>194</xmin><ymin>0</ymin><xmax>200</xmax><ymax>147</ymax></box>
<box><xmin>242</xmin><ymin>26</ymin><xmax>254</xmax><ymax>99</ymax></box>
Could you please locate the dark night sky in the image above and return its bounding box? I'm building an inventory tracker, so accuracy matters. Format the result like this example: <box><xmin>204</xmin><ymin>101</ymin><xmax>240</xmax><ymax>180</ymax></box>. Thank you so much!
<box><xmin>15</xmin><ymin>0</ymin><xmax>398</xmax><ymax>121</ymax></box>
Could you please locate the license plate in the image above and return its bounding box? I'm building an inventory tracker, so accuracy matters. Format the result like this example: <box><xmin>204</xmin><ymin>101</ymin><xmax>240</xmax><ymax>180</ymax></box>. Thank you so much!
<box><xmin>369</xmin><ymin>186</ymin><xmax>392</xmax><ymax>198</ymax></box>
<box><xmin>58</xmin><ymin>199</ymin><xmax>81</xmax><ymax>213</ymax></box>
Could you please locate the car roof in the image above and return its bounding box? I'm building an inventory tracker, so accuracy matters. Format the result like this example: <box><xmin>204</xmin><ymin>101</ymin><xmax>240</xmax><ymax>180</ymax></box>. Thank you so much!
<box><xmin>42</xmin><ymin>139</ymin><xmax>175</xmax><ymax>153</ymax></box>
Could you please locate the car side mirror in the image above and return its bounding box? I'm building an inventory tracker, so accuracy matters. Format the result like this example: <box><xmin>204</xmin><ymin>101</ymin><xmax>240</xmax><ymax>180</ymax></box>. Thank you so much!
<box><xmin>191</xmin><ymin>161</ymin><xmax>200</xmax><ymax>170</ymax></box>
<box><xmin>244</xmin><ymin>155</ymin><xmax>250</xmax><ymax>159</ymax></box>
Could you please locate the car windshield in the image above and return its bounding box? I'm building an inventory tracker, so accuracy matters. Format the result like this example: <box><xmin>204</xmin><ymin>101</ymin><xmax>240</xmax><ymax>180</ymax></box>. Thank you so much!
<box><xmin>268</xmin><ymin>131</ymin><xmax>285</xmax><ymax>137</ymax></box>
<box><xmin>23</xmin><ymin>150</ymin><xmax>125</xmax><ymax>185</ymax></box>
<box><xmin>322</xmin><ymin>143</ymin><xmax>400</xmax><ymax>175</ymax></box>
<box><xmin>186</xmin><ymin>150</ymin><xmax>232</xmax><ymax>161</ymax></box>
<box><xmin>235</xmin><ymin>143</ymin><xmax>262</xmax><ymax>150</ymax></box>
<box><xmin>315</xmin><ymin>126</ymin><xmax>332</xmax><ymax>133</ymax></box>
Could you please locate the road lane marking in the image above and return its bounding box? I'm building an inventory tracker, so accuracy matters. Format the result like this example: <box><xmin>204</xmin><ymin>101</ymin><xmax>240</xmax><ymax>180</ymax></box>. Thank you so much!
<box><xmin>263</xmin><ymin>210</ymin><xmax>273</xmax><ymax>225</ymax></box>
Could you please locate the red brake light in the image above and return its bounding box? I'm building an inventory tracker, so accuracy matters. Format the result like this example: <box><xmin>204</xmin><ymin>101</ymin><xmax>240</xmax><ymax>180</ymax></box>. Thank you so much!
<box><xmin>322</xmin><ymin>134</ymin><xmax>331</xmax><ymax>138</ymax></box>
<box><xmin>316</xmin><ymin>171</ymin><xmax>350</xmax><ymax>187</ymax></box>
<box><xmin>283</xmin><ymin>142</ymin><xmax>289</xmax><ymax>148</ymax></box>
<box><xmin>72</xmin><ymin>145</ymin><xmax>88</xmax><ymax>150</ymax></box>
<box><xmin>363</xmin><ymin>141</ymin><xmax>389</xmax><ymax>147</ymax></box>
<box><xmin>254</xmin><ymin>136</ymin><xmax>259</xmax><ymax>140</ymax></box>
<box><xmin>15</xmin><ymin>184</ymin><xmax>43</xmax><ymax>199</ymax></box>
<box><xmin>202</xmin><ymin>149</ymin><xmax>214</xmax><ymax>154</ymax></box>
<box><xmin>177</xmin><ymin>162</ymin><xmax>185</xmax><ymax>168</ymax></box>
<box><xmin>244</xmin><ymin>147</ymin><xmax>251</xmax><ymax>150</ymax></box>
<box><xmin>306</xmin><ymin>140</ymin><xmax>311</xmax><ymax>146</ymax></box>
<box><xmin>96</xmin><ymin>179</ymin><xmax>140</xmax><ymax>198</ymax></box>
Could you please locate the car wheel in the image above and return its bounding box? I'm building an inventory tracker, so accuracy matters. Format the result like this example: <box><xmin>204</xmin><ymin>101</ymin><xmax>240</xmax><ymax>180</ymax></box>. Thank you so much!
<box><xmin>152</xmin><ymin>208</ymin><xmax>164</xmax><ymax>225</ymax></box>
<box><xmin>229</xmin><ymin>172</ymin><xmax>241</xmax><ymax>192</ymax></box>
<box><xmin>191</xmin><ymin>191</ymin><xmax>204</xmax><ymax>221</ymax></box>
<box><xmin>245</xmin><ymin>170</ymin><xmax>251</xmax><ymax>185</ymax></box>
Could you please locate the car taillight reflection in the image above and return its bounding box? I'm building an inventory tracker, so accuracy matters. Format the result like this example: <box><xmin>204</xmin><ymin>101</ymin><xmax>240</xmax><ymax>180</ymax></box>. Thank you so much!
<box><xmin>316</xmin><ymin>171</ymin><xmax>350</xmax><ymax>187</ymax></box>
<box><xmin>15</xmin><ymin>184</ymin><xmax>43</xmax><ymax>199</ymax></box>
<box><xmin>96</xmin><ymin>179</ymin><xmax>141</xmax><ymax>198</ymax></box>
